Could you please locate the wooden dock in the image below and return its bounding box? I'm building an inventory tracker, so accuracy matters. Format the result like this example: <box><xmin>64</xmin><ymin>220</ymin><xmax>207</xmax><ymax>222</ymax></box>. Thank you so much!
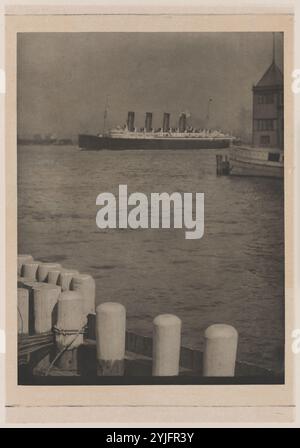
<box><xmin>17</xmin><ymin>255</ymin><xmax>283</xmax><ymax>385</ymax></box>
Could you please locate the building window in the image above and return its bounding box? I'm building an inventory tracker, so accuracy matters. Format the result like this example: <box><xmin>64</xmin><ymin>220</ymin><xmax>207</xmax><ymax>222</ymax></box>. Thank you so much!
<box><xmin>254</xmin><ymin>119</ymin><xmax>275</xmax><ymax>131</ymax></box>
<box><xmin>268</xmin><ymin>152</ymin><xmax>280</xmax><ymax>162</ymax></box>
<box><xmin>258</xmin><ymin>93</ymin><xmax>274</xmax><ymax>104</ymax></box>
<box><xmin>260</xmin><ymin>135</ymin><xmax>270</xmax><ymax>145</ymax></box>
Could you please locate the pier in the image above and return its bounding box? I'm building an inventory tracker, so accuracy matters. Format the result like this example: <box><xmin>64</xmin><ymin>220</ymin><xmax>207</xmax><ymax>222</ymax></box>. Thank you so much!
<box><xmin>17</xmin><ymin>254</ymin><xmax>282</xmax><ymax>385</ymax></box>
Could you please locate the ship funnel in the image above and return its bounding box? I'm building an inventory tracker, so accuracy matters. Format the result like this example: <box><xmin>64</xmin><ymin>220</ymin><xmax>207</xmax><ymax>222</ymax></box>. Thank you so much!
<box><xmin>145</xmin><ymin>112</ymin><xmax>153</xmax><ymax>132</ymax></box>
<box><xmin>179</xmin><ymin>113</ymin><xmax>186</xmax><ymax>132</ymax></box>
<box><xmin>163</xmin><ymin>113</ymin><xmax>170</xmax><ymax>132</ymax></box>
<box><xmin>127</xmin><ymin>111</ymin><xmax>135</xmax><ymax>132</ymax></box>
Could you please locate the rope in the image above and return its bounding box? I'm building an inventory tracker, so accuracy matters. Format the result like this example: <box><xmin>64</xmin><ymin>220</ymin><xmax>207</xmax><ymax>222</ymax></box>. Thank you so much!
<box><xmin>45</xmin><ymin>324</ymin><xmax>86</xmax><ymax>377</ymax></box>
<box><xmin>17</xmin><ymin>306</ymin><xmax>24</xmax><ymax>334</ymax></box>
<box><xmin>53</xmin><ymin>326</ymin><xmax>85</xmax><ymax>336</ymax></box>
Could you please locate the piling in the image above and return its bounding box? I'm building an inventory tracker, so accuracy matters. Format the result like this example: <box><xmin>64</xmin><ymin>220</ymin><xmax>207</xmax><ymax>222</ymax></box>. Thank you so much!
<box><xmin>152</xmin><ymin>314</ymin><xmax>181</xmax><ymax>376</ymax></box>
<box><xmin>57</xmin><ymin>269</ymin><xmax>79</xmax><ymax>291</ymax></box>
<box><xmin>22</xmin><ymin>260</ymin><xmax>41</xmax><ymax>281</ymax></box>
<box><xmin>96</xmin><ymin>302</ymin><xmax>126</xmax><ymax>376</ymax></box>
<box><xmin>203</xmin><ymin>324</ymin><xmax>238</xmax><ymax>377</ymax></box>
<box><xmin>216</xmin><ymin>154</ymin><xmax>230</xmax><ymax>176</ymax></box>
<box><xmin>18</xmin><ymin>254</ymin><xmax>33</xmax><ymax>276</ymax></box>
<box><xmin>222</xmin><ymin>155</ymin><xmax>230</xmax><ymax>174</ymax></box>
<box><xmin>71</xmin><ymin>273</ymin><xmax>96</xmax><ymax>317</ymax></box>
<box><xmin>37</xmin><ymin>263</ymin><xmax>61</xmax><ymax>282</ymax></box>
<box><xmin>216</xmin><ymin>154</ymin><xmax>222</xmax><ymax>175</ymax></box>
<box><xmin>18</xmin><ymin>288</ymin><xmax>29</xmax><ymax>334</ymax></box>
<box><xmin>33</xmin><ymin>285</ymin><xmax>61</xmax><ymax>333</ymax></box>
<box><xmin>54</xmin><ymin>291</ymin><xmax>85</xmax><ymax>371</ymax></box>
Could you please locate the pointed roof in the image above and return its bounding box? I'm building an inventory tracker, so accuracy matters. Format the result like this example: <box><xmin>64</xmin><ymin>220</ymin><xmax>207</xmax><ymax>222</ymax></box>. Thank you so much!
<box><xmin>255</xmin><ymin>61</ymin><xmax>283</xmax><ymax>88</ymax></box>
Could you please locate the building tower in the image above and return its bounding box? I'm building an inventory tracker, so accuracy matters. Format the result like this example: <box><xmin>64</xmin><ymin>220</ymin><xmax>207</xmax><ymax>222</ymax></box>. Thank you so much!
<box><xmin>252</xmin><ymin>35</ymin><xmax>283</xmax><ymax>149</ymax></box>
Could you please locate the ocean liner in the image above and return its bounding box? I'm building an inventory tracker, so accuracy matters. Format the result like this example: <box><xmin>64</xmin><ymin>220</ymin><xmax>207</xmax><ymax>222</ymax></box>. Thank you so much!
<box><xmin>78</xmin><ymin>111</ymin><xmax>236</xmax><ymax>150</ymax></box>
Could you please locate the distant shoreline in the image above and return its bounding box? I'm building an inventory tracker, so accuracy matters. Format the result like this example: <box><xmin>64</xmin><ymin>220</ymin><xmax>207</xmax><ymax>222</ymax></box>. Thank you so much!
<box><xmin>18</xmin><ymin>138</ymin><xmax>74</xmax><ymax>146</ymax></box>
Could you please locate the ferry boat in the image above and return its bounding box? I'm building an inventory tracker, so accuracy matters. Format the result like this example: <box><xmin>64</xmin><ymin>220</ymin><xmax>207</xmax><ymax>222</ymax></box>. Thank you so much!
<box><xmin>229</xmin><ymin>146</ymin><xmax>283</xmax><ymax>178</ymax></box>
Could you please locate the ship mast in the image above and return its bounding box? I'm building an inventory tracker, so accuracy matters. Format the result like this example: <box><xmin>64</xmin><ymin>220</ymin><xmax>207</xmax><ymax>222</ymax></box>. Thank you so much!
<box><xmin>103</xmin><ymin>95</ymin><xmax>109</xmax><ymax>134</ymax></box>
<box><xmin>206</xmin><ymin>97</ymin><xmax>213</xmax><ymax>128</ymax></box>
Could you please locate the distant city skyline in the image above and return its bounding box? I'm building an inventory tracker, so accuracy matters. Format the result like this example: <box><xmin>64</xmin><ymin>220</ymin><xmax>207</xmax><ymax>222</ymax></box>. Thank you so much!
<box><xmin>17</xmin><ymin>32</ymin><xmax>283</xmax><ymax>142</ymax></box>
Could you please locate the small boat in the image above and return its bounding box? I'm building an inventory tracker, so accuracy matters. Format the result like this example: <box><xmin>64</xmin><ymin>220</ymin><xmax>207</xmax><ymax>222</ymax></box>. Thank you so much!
<box><xmin>229</xmin><ymin>146</ymin><xmax>283</xmax><ymax>178</ymax></box>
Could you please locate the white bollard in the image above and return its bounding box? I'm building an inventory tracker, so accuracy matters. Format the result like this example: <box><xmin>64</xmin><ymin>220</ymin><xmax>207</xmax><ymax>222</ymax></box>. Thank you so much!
<box><xmin>19</xmin><ymin>281</ymin><xmax>54</xmax><ymax>334</ymax></box>
<box><xmin>71</xmin><ymin>273</ymin><xmax>96</xmax><ymax>317</ymax></box>
<box><xmin>58</xmin><ymin>269</ymin><xmax>79</xmax><ymax>291</ymax></box>
<box><xmin>33</xmin><ymin>285</ymin><xmax>61</xmax><ymax>333</ymax></box>
<box><xmin>47</xmin><ymin>268</ymin><xmax>62</xmax><ymax>285</ymax></box>
<box><xmin>17</xmin><ymin>254</ymin><xmax>33</xmax><ymax>276</ymax></box>
<box><xmin>96</xmin><ymin>302</ymin><xmax>126</xmax><ymax>376</ymax></box>
<box><xmin>55</xmin><ymin>291</ymin><xmax>85</xmax><ymax>351</ymax></box>
<box><xmin>22</xmin><ymin>261</ymin><xmax>41</xmax><ymax>281</ymax></box>
<box><xmin>54</xmin><ymin>291</ymin><xmax>85</xmax><ymax>371</ymax></box>
<box><xmin>18</xmin><ymin>288</ymin><xmax>29</xmax><ymax>334</ymax></box>
<box><xmin>203</xmin><ymin>324</ymin><xmax>238</xmax><ymax>377</ymax></box>
<box><xmin>37</xmin><ymin>263</ymin><xmax>61</xmax><ymax>282</ymax></box>
<box><xmin>152</xmin><ymin>314</ymin><xmax>181</xmax><ymax>376</ymax></box>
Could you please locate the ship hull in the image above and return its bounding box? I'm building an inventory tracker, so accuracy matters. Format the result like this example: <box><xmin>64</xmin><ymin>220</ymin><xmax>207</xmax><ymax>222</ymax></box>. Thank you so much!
<box><xmin>229</xmin><ymin>146</ymin><xmax>284</xmax><ymax>178</ymax></box>
<box><xmin>78</xmin><ymin>134</ymin><xmax>232</xmax><ymax>150</ymax></box>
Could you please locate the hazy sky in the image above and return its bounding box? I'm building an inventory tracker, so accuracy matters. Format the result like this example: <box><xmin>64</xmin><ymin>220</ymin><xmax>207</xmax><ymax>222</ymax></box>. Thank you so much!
<box><xmin>17</xmin><ymin>32</ymin><xmax>283</xmax><ymax>140</ymax></box>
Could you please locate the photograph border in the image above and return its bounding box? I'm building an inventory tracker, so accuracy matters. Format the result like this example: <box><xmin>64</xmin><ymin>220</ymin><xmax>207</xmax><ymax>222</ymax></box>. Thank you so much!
<box><xmin>5</xmin><ymin>12</ymin><xmax>294</xmax><ymax>412</ymax></box>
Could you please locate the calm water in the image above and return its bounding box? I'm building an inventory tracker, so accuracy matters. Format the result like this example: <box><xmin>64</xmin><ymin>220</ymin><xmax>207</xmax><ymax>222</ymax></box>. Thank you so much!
<box><xmin>17</xmin><ymin>145</ymin><xmax>284</xmax><ymax>373</ymax></box>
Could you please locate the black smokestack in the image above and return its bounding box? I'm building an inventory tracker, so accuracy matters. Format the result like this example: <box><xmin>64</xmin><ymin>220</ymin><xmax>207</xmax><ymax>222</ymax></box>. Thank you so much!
<box><xmin>145</xmin><ymin>112</ymin><xmax>153</xmax><ymax>132</ymax></box>
<box><xmin>179</xmin><ymin>113</ymin><xmax>186</xmax><ymax>132</ymax></box>
<box><xmin>163</xmin><ymin>113</ymin><xmax>170</xmax><ymax>132</ymax></box>
<box><xmin>127</xmin><ymin>111</ymin><xmax>135</xmax><ymax>132</ymax></box>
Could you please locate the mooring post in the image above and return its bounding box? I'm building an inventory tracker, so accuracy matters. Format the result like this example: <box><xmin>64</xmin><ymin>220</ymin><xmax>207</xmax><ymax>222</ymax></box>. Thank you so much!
<box><xmin>17</xmin><ymin>254</ymin><xmax>33</xmax><ymax>276</ymax></box>
<box><xmin>54</xmin><ymin>291</ymin><xmax>85</xmax><ymax>371</ymax></box>
<box><xmin>22</xmin><ymin>261</ymin><xmax>41</xmax><ymax>281</ymax></box>
<box><xmin>58</xmin><ymin>269</ymin><xmax>79</xmax><ymax>291</ymax></box>
<box><xmin>152</xmin><ymin>314</ymin><xmax>181</xmax><ymax>376</ymax></box>
<box><xmin>216</xmin><ymin>154</ymin><xmax>222</xmax><ymax>176</ymax></box>
<box><xmin>47</xmin><ymin>268</ymin><xmax>62</xmax><ymax>285</ymax></box>
<box><xmin>203</xmin><ymin>324</ymin><xmax>238</xmax><ymax>377</ymax></box>
<box><xmin>33</xmin><ymin>285</ymin><xmax>61</xmax><ymax>333</ymax></box>
<box><xmin>18</xmin><ymin>288</ymin><xmax>29</xmax><ymax>334</ymax></box>
<box><xmin>71</xmin><ymin>273</ymin><xmax>96</xmax><ymax>317</ymax></box>
<box><xmin>221</xmin><ymin>155</ymin><xmax>230</xmax><ymax>175</ymax></box>
<box><xmin>96</xmin><ymin>302</ymin><xmax>126</xmax><ymax>376</ymax></box>
<box><xmin>18</xmin><ymin>281</ymin><xmax>54</xmax><ymax>334</ymax></box>
<box><xmin>37</xmin><ymin>263</ymin><xmax>61</xmax><ymax>282</ymax></box>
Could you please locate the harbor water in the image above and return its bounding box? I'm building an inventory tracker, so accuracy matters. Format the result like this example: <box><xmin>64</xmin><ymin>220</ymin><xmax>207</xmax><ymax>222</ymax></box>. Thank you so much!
<box><xmin>17</xmin><ymin>145</ymin><xmax>284</xmax><ymax>373</ymax></box>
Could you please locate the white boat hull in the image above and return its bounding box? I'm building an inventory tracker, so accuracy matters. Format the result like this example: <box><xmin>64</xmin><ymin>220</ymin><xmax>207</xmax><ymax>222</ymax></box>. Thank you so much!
<box><xmin>229</xmin><ymin>146</ymin><xmax>284</xmax><ymax>178</ymax></box>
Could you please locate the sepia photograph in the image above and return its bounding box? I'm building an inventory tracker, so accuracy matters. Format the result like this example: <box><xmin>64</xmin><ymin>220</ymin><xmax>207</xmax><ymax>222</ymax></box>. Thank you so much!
<box><xmin>15</xmin><ymin>29</ymin><xmax>286</xmax><ymax>386</ymax></box>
